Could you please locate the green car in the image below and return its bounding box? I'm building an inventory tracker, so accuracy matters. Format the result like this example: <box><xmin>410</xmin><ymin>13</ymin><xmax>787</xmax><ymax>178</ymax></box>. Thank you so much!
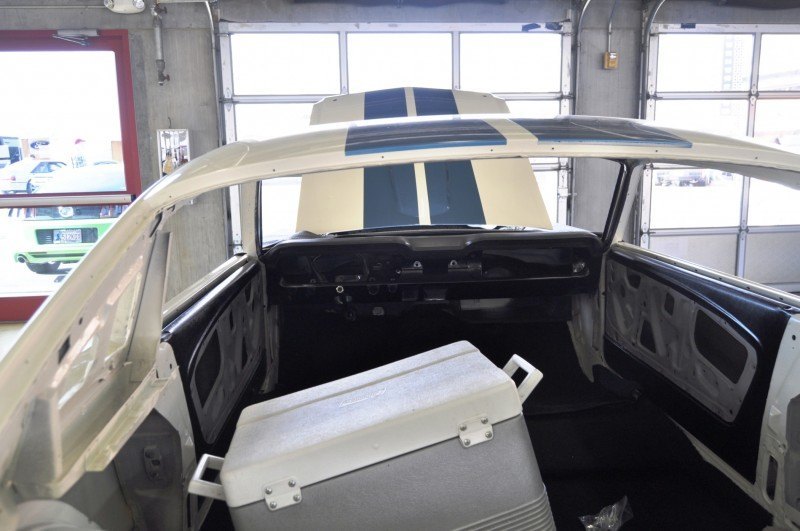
<box><xmin>11</xmin><ymin>205</ymin><xmax>125</xmax><ymax>274</ymax></box>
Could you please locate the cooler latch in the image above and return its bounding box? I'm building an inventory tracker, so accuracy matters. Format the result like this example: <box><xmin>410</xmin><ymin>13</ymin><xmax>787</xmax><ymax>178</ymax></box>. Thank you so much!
<box><xmin>458</xmin><ymin>415</ymin><xmax>493</xmax><ymax>448</ymax></box>
<box><xmin>263</xmin><ymin>477</ymin><xmax>302</xmax><ymax>511</ymax></box>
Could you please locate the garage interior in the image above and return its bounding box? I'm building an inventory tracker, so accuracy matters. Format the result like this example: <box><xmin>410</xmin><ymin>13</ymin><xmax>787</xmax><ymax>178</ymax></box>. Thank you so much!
<box><xmin>2</xmin><ymin>1</ymin><xmax>800</xmax><ymax>530</ymax></box>
<box><xmin>3</xmin><ymin>0</ymin><xmax>800</xmax><ymax>306</ymax></box>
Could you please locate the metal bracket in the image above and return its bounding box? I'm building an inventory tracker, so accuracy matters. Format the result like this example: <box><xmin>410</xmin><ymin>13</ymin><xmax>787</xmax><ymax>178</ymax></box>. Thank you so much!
<box><xmin>263</xmin><ymin>477</ymin><xmax>302</xmax><ymax>511</ymax></box>
<box><xmin>457</xmin><ymin>415</ymin><xmax>494</xmax><ymax>448</ymax></box>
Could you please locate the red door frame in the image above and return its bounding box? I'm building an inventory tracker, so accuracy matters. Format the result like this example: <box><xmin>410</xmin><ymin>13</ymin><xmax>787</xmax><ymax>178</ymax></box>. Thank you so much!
<box><xmin>0</xmin><ymin>30</ymin><xmax>141</xmax><ymax>321</ymax></box>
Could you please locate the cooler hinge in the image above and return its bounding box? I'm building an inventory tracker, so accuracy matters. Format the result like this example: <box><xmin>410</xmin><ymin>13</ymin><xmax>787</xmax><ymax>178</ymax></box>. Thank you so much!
<box><xmin>458</xmin><ymin>415</ymin><xmax>493</xmax><ymax>448</ymax></box>
<box><xmin>263</xmin><ymin>477</ymin><xmax>302</xmax><ymax>511</ymax></box>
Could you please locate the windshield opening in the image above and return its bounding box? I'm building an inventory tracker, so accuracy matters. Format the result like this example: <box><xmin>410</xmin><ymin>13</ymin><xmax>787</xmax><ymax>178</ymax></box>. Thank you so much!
<box><xmin>260</xmin><ymin>156</ymin><xmax>624</xmax><ymax>246</ymax></box>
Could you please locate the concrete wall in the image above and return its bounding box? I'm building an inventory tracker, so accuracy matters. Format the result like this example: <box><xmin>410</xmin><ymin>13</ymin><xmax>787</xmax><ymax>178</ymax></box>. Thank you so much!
<box><xmin>4</xmin><ymin>0</ymin><xmax>800</xmax><ymax>289</ymax></box>
<box><xmin>0</xmin><ymin>3</ymin><xmax>227</xmax><ymax>299</ymax></box>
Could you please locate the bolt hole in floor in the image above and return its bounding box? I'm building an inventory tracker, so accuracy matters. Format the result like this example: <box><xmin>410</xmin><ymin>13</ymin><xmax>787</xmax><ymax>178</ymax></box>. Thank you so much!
<box><xmin>202</xmin><ymin>315</ymin><xmax>771</xmax><ymax>530</ymax></box>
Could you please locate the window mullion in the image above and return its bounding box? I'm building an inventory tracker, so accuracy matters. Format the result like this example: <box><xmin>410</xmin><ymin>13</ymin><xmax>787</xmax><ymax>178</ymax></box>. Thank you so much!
<box><xmin>340</xmin><ymin>31</ymin><xmax>349</xmax><ymax>94</ymax></box>
<box><xmin>452</xmin><ymin>31</ymin><xmax>460</xmax><ymax>90</ymax></box>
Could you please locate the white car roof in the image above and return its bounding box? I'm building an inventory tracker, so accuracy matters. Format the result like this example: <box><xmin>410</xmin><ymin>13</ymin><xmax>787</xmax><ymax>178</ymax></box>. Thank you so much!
<box><xmin>143</xmin><ymin>114</ymin><xmax>800</xmax><ymax>214</ymax></box>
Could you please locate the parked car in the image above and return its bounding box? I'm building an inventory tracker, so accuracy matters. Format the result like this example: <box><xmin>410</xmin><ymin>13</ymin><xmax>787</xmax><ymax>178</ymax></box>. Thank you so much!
<box><xmin>3</xmin><ymin>89</ymin><xmax>800</xmax><ymax>530</ymax></box>
<box><xmin>38</xmin><ymin>161</ymin><xmax>125</xmax><ymax>193</ymax></box>
<box><xmin>653</xmin><ymin>167</ymin><xmax>715</xmax><ymax>186</ymax></box>
<box><xmin>8</xmin><ymin>204</ymin><xmax>125</xmax><ymax>274</ymax></box>
<box><xmin>7</xmin><ymin>165</ymin><xmax>127</xmax><ymax>274</ymax></box>
<box><xmin>0</xmin><ymin>158</ymin><xmax>67</xmax><ymax>194</ymax></box>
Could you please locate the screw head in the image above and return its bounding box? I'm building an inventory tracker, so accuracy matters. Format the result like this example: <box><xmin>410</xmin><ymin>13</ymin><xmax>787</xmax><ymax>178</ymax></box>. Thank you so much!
<box><xmin>265</xmin><ymin>487</ymin><xmax>273</xmax><ymax>495</ymax></box>
<box><xmin>459</xmin><ymin>424</ymin><xmax>467</xmax><ymax>431</ymax></box>
<box><xmin>293</xmin><ymin>494</ymin><xmax>301</xmax><ymax>502</ymax></box>
<box><xmin>480</xmin><ymin>417</ymin><xmax>488</xmax><ymax>424</ymax></box>
<box><xmin>464</xmin><ymin>439</ymin><xmax>471</xmax><ymax>446</ymax></box>
<box><xmin>269</xmin><ymin>501</ymin><xmax>278</xmax><ymax>509</ymax></box>
<box><xmin>288</xmin><ymin>479</ymin><xmax>297</xmax><ymax>487</ymax></box>
<box><xmin>485</xmin><ymin>431</ymin><xmax>493</xmax><ymax>439</ymax></box>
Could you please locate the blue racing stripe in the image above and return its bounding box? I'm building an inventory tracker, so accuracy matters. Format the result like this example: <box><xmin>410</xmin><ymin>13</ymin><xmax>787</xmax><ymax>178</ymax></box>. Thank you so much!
<box><xmin>413</xmin><ymin>88</ymin><xmax>459</xmax><ymax>116</ymax></box>
<box><xmin>363</xmin><ymin>164</ymin><xmax>419</xmax><ymax>228</ymax></box>
<box><xmin>364</xmin><ymin>88</ymin><xmax>408</xmax><ymax>120</ymax></box>
<box><xmin>512</xmin><ymin>117</ymin><xmax>692</xmax><ymax>147</ymax></box>
<box><xmin>425</xmin><ymin>160</ymin><xmax>486</xmax><ymax>225</ymax></box>
<box><xmin>345</xmin><ymin>120</ymin><xmax>506</xmax><ymax>156</ymax></box>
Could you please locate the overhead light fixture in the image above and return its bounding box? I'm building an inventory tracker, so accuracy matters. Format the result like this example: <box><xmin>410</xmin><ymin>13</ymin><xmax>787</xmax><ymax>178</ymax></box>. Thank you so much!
<box><xmin>103</xmin><ymin>0</ymin><xmax>146</xmax><ymax>14</ymax></box>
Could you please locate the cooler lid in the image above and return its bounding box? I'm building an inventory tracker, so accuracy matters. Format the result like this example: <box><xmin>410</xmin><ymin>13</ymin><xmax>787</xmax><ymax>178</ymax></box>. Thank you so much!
<box><xmin>220</xmin><ymin>341</ymin><xmax>538</xmax><ymax>508</ymax></box>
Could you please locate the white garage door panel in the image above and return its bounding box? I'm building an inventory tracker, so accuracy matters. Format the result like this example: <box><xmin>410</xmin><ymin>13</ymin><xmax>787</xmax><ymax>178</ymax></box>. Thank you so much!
<box><xmin>649</xmin><ymin>234</ymin><xmax>738</xmax><ymax>275</ymax></box>
<box><xmin>744</xmin><ymin>231</ymin><xmax>800</xmax><ymax>286</ymax></box>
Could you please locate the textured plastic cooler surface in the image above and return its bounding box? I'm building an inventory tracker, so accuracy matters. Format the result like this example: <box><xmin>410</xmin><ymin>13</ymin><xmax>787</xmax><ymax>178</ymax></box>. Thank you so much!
<box><xmin>222</xmin><ymin>341</ymin><xmax>522</xmax><ymax>508</ymax></box>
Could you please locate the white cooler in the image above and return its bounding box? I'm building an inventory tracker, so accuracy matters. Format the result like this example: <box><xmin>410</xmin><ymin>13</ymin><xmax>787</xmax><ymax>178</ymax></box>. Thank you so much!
<box><xmin>189</xmin><ymin>341</ymin><xmax>555</xmax><ymax>530</ymax></box>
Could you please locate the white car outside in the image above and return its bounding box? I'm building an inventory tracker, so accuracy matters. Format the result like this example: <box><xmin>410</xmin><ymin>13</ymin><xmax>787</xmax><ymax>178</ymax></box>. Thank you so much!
<box><xmin>0</xmin><ymin>158</ymin><xmax>68</xmax><ymax>194</ymax></box>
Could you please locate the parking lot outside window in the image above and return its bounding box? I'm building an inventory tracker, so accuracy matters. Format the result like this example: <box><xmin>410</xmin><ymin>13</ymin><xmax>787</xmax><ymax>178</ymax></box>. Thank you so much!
<box><xmin>0</xmin><ymin>31</ymin><xmax>141</xmax><ymax>320</ymax></box>
<box><xmin>644</xmin><ymin>26</ymin><xmax>800</xmax><ymax>292</ymax></box>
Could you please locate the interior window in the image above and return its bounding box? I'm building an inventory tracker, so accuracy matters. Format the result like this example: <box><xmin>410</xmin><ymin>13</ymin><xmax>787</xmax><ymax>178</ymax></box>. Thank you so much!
<box><xmin>0</xmin><ymin>36</ymin><xmax>138</xmax><ymax>310</ymax></box>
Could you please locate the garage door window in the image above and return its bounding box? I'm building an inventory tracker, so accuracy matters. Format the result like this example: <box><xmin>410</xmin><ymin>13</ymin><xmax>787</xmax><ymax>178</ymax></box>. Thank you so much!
<box><xmin>220</xmin><ymin>23</ymin><xmax>572</xmax><ymax>246</ymax></box>
<box><xmin>643</xmin><ymin>26</ymin><xmax>800</xmax><ymax>291</ymax></box>
<box><xmin>347</xmin><ymin>33</ymin><xmax>452</xmax><ymax>92</ymax></box>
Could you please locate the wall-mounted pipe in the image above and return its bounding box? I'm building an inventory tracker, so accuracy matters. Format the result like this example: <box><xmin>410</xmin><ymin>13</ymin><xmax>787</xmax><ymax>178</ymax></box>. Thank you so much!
<box><xmin>571</xmin><ymin>0</ymin><xmax>594</xmax><ymax>115</ymax></box>
<box><xmin>152</xmin><ymin>2</ymin><xmax>169</xmax><ymax>85</ymax></box>
<box><xmin>206</xmin><ymin>0</ymin><xmax>224</xmax><ymax>148</ymax></box>
<box><xmin>638</xmin><ymin>0</ymin><xmax>667</xmax><ymax>119</ymax></box>
<box><xmin>607</xmin><ymin>0</ymin><xmax>619</xmax><ymax>54</ymax></box>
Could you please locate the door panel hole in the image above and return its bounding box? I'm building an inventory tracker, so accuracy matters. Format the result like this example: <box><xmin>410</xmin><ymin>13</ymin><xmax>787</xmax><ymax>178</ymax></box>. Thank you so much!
<box><xmin>767</xmin><ymin>455</ymin><xmax>778</xmax><ymax>501</ymax></box>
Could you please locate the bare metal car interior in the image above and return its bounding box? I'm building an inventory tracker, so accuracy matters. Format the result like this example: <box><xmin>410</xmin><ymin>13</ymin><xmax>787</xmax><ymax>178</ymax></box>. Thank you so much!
<box><xmin>6</xmin><ymin>91</ymin><xmax>800</xmax><ymax>531</ymax></box>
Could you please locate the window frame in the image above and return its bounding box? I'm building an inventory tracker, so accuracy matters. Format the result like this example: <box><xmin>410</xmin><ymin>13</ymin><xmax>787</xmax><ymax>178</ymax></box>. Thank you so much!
<box><xmin>218</xmin><ymin>22</ymin><xmax>574</xmax><ymax>250</ymax></box>
<box><xmin>0</xmin><ymin>30</ymin><xmax>141</xmax><ymax>320</ymax></box>
<box><xmin>641</xmin><ymin>24</ymin><xmax>800</xmax><ymax>292</ymax></box>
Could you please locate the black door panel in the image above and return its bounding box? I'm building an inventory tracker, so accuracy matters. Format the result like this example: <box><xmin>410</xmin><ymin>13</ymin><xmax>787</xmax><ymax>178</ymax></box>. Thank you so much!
<box><xmin>162</xmin><ymin>261</ymin><xmax>265</xmax><ymax>453</ymax></box>
<box><xmin>605</xmin><ymin>246</ymin><xmax>793</xmax><ymax>483</ymax></box>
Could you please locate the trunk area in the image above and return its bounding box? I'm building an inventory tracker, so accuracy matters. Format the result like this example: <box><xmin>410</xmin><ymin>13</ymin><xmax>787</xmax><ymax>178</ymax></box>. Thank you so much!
<box><xmin>205</xmin><ymin>309</ymin><xmax>771</xmax><ymax>530</ymax></box>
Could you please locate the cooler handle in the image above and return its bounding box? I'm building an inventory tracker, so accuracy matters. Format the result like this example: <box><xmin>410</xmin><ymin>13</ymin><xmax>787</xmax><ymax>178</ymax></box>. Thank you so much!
<box><xmin>188</xmin><ymin>453</ymin><xmax>226</xmax><ymax>501</ymax></box>
<box><xmin>503</xmin><ymin>354</ymin><xmax>543</xmax><ymax>405</ymax></box>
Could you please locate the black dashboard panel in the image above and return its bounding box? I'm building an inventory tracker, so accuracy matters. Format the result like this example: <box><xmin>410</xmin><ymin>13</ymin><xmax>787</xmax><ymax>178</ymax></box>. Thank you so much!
<box><xmin>262</xmin><ymin>231</ymin><xmax>603</xmax><ymax>317</ymax></box>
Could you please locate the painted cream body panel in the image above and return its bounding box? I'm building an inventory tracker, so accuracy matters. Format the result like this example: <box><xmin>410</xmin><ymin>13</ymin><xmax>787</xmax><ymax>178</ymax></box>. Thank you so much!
<box><xmin>295</xmin><ymin>168</ymin><xmax>364</xmax><ymax>234</ymax></box>
<box><xmin>472</xmin><ymin>158</ymin><xmax>552</xmax><ymax>230</ymax></box>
